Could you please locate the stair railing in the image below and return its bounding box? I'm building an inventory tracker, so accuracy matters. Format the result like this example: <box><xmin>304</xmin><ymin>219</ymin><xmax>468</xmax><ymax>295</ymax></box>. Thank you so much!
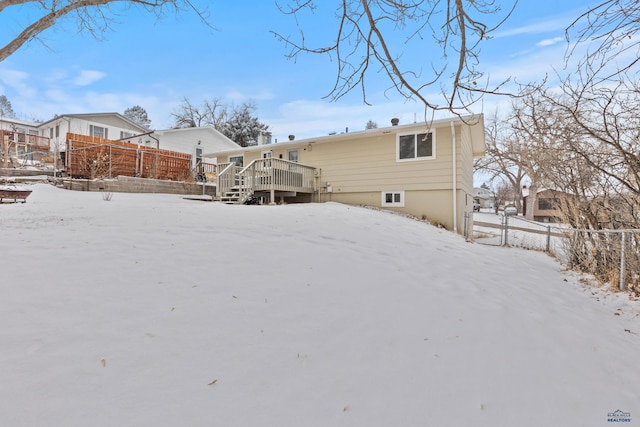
<box><xmin>217</xmin><ymin>162</ymin><xmax>240</xmax><ymax>199</ymax></box>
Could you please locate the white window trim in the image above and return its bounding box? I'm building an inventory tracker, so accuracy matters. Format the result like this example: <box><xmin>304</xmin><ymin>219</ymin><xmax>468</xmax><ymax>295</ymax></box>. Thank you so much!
<box><xmin>89</xmin><ymin>124</ymin><xmax>108</xmax><ymax>139</ymax></box>
<box><xmin>381</xmin><ymin>191</ymin><xmax>405</xmax><ymax>207</ymax></box>
<box><xmin>228</xmin><ymin>155</ymin><xmax>244</xmax><ymax>166</ymax></box>
<box><xmin>396</xmin><ymin>129</ymin><xmax>436</xmax><ymax>162</ymax></box>
<box><xmin>288</xmin><ymin>149</ymin><xmax>299</xmax><ymax>162</ymax></box>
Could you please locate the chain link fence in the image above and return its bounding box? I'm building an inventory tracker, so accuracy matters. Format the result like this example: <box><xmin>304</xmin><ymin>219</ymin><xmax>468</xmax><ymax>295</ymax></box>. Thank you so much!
<box><xmin>471</xmin><ymin>211</ymin><xmax>640</xmax><ymax>295</ymax></box>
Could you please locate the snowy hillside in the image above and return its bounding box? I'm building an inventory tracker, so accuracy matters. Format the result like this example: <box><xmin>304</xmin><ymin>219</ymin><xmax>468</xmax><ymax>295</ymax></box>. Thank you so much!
<box><xmin>1</xmin><ymin>184</ymin><xmax>638</xmax><ymax>426</ymax></box>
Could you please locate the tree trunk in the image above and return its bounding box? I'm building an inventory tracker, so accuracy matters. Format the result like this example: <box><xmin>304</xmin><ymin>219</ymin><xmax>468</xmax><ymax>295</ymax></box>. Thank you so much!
<box><xmin>525</xmin><ymin>183</ymin><xmax>538</xmax><ymax>220</ymax></box>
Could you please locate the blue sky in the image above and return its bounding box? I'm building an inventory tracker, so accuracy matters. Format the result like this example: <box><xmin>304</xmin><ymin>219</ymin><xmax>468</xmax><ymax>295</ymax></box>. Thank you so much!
<box><xmin>0</xmin><ymin>1</ymin><xmax>598</xmax><ymax>142</ymax></box>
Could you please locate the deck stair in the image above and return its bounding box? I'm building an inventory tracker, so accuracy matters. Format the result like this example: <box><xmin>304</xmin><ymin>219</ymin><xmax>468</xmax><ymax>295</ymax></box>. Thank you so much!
<box><xmin>219</xmin><ymin>185</ymin><xmax>246</xmax><ymax>204</ymax></box>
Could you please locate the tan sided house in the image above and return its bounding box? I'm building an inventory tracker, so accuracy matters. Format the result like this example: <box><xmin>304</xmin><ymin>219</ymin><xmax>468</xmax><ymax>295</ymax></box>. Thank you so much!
<box><xmin>207</xmin><ymin>114</ymin><xmax>485</xmax><ymax>234</ymax></box>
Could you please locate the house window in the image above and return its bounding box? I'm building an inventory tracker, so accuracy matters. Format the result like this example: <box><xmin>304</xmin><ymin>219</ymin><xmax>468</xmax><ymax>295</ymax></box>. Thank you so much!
<box><xmin>397</xmin><ymin>131</ymin><xmax>435</xmax><ymax>161</ymax></box>
<box><xmin>538</xmin><ymin>198</ymin><xmax>559</xmax><ymax>210</ymax></box>
<box><xmin>120</xmin><ymin>131</ymin><xmax>134</xmax><ymax>139</ymax></box>
<box><xmin>229</xmin><ymin>155</ymin><xmax>244</xmax><ymax>167</ymax></box>
<box><xmin>49</xmin><ymin>128</ymin><xmax>54</xmax><ymax>138</ymax></box>
<box><xmin>55</xmin><ymin>125</ymin><xmax>59</xmax><ymax>138</ymax></box>
<box><xmin>89</xmin><ymin>125</ymin><xmax>108</xmax><ymax>139</ymax></box>
<box><xmin>288</xmin><ymin>150</ymin><xmax>299</xmax><ymax>162</ymax></box>
<box><xmin>381</xmin><ymin>191</ymin><xmax>405</xmax><ymax>207</ymax></box>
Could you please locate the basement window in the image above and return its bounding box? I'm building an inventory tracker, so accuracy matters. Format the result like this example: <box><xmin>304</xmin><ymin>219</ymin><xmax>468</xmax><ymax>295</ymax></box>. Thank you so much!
<box><xmin>381</xmin><ymin>191</ymin><xmax>405</xmax><ymax>207</ymax></box>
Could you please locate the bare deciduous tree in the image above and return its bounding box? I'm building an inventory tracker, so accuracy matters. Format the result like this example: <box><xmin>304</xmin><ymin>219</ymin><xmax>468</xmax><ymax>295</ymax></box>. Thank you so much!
<box><xmin>171</xmin><ymin>97</ymin><xmax>228</xmax><ymax>129</ymax></box>
<box><xmin>493</xmin><ymin>179</ymin><xmax>515</xmax><ymax>213</ymax></box>
<box><xmin>493</xmin><ymin>75</ymin><xmax>640</xmax><ymax>293</ymax></box>
<box><xmin>474</xmin><ymin>112</ymin><xmax>527</xmax><ymax>213</ymax></box>
<box><xmin>272</xmin><ymin>0</ymin><xmax>516</xmax><ymax>116</ymax></box>
<box><xmin>171</xmin><ymin>98</ymin><xmax>268</xmax><ymax>147</ymax></box>
<box><xmin>566</xmin><ymin>0</ymin><xmax>640</xmax><ymax>82</ymax></box>
<box><xmin>0</xmin><ymin>0</ymin><xmax>211</xmax><ymax>63</ymax></box>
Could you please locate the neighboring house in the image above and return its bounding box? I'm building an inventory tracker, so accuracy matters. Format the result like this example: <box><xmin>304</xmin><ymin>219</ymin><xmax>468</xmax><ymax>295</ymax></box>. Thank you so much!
<box><xmin>0</xmin><ymin>117</ymin><xmax>40</xmax><ymax>134</ymax></box>
<box><xmin>122</xmin><ymin>126</ymin><xmax>239</xmax><ymax>170</ymax></box>
<box><xmin>120</xmin><ymin>126</ymin><xmax>240</xmax><ymax>182</ymax></box>
<box><xmin>3</xmin><ymin>113</ymin><xmax>242</xmax><ymax>182</ymax></box>
<box><xmin>34</xmin><ymin>113</ymin><xmax>242</xmax><ymax>172</ymax></box>
<box><xmin>522</xmin><ymin>189</ymin><xmax>571</xmax><ymax>222</ymax></box>
<box><xmin>473</xmin><ymin>187</ymin><xmax>495</xmax><ymax>210</ymax></box>
<box><xmin>0</xmin><ymin>117</ymin><xmax>50</xmax><ymax>167</ymax></box>
<box><xmin>38</xmin><ymin>113</ymin><xmax>149</xmax><ymax>156</ymax></box>
<box><xmin>207</xmin><ymin>114</ymin><xmax>485</xmax><ymax>233</ymax></box>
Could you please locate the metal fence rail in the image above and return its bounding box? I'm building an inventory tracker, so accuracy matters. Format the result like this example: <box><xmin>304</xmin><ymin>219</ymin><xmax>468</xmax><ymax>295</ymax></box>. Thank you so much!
<box><xmin>472</xmin><ymin>212</ymin><xmax>640</xmax><ymax>293</ymax></box>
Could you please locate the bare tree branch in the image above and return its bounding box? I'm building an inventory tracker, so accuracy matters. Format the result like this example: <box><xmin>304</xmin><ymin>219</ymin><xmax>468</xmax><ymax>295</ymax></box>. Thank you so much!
<box><xmin>271</xmin><ymin>0</ymin><xmax>517</xmax><ymax>117</ymax></box>
<box><xmin>0</xmin><ymin>0</ymin><xmax>211</xmax><ymax>62</ymax></box>
<box><xmin>565</xmin><ymin>0</ymin><xmax>640</xmax><ymax>83</ymax></box>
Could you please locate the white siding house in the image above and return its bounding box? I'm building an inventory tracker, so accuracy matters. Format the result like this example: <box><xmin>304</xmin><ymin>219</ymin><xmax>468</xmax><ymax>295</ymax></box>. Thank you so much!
<box><xmin>38</xmin><ymin>113</ymin><xmax>149</xmax><ymax>155</ymax></box>
<box><xmin>133</xmin><ymin>126</ymin><xmax>239</xmax><ymax>168</ymax></box>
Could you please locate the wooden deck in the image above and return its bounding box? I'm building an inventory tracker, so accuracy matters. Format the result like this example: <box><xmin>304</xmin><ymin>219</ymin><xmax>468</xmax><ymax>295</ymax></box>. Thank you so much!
<box><xmin>217</xmin><ymin>158</ymin><xmax>316</xmax><ymax>204</ymax></box>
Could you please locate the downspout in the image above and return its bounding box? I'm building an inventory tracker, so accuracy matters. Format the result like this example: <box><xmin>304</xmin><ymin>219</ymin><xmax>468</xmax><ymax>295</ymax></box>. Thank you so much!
<box><xmin>451</xmin><ymin>121</ymin><xmax>457</xmax><ymax>233</ymax></box>
<box><xmin>57</xmin><ymin>116</ymin><xmax>71</xmax><ymax>179</ymax></box>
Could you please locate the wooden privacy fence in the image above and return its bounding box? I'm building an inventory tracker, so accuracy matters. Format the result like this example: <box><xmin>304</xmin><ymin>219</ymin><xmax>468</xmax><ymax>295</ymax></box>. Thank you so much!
<box><xmin>65</xmin><ymin>133</ymin><xmax>192</xmax><ymax>181</ymax></box>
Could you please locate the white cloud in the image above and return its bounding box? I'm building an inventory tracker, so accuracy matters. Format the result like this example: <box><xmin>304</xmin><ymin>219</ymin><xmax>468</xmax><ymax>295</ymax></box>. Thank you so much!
<box><xmin>225</xmin><ymin>88</ymin><xmax>276</xmax><ymax>103</ymax></box>
<box><xmin>0</xmin><ymin>68</ymin><xmax>36</xmax><ymax>99</ymax></box>
<box><xmin>493</xmin><ymin>13</ymin><xmax>577</xmax><ymax>39</ymax></box>
<box><xmin>0</xmin><ymin>68</ymin><xmax>29</xmax><ymax>86</ymax></box>
<box><xmin>73</xmin><ymin>70</ymin><xmax>106</xmax><ymax>86</ymax></box>
<box><xmin>537</xmin><ymin>36</ymin><xmax>565</xmax><ymax>47</ymax></box>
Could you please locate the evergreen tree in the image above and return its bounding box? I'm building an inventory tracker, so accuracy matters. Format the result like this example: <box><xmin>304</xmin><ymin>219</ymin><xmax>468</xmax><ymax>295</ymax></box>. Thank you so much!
<box><xmin>221</xmin><ymin>103</ymin><xmax>268</xmax><ymax>147</ymax></box>
<box><xmin>124</xmin><ymin>105</ymin><xmax>152</xmax><ymax>129</ymax></box>
<box><xmin>0</xmin><ymin>95</ymin><xmax>16</xmax><ymax>118</ymax></box>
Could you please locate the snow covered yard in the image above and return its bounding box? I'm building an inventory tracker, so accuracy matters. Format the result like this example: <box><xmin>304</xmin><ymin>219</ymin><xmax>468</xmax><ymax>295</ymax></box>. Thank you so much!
<box><xmin>1</xmin><ymin>184</ymin><xmax>639</xmax><ymax>426</ymax></box>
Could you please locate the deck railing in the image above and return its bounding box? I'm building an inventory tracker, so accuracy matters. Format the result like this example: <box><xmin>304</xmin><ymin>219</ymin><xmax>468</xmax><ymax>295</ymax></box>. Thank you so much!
<box><xmin>238</xmin><ymin>157</ymin><xmax>315</xmax><ymax>202</ymax></box>
<box><xmin>194</xmin><ymin>160</ymin><xmax>217</xmax><ymax>182</ymax></box>
<box><xmin>217</xmin><ymin>158</ymin><xmax>316</xmax><ymax>203</ymax></box>
<box><xmin>0</xmin><ymin>130</ymin><xmax>50</xmax><ymax>150</ymax></box>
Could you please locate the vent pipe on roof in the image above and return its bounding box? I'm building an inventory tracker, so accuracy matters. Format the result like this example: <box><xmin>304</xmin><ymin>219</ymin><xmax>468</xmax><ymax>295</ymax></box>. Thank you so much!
<box><xmin>391</xmin><ymin>117</ymin><xmax>399</xmax><ymax>126</ymax></box>
<box><xmin>288</xmin><ymin>134</ymin><xmax>295</xmax><ymax>141</ymax></box>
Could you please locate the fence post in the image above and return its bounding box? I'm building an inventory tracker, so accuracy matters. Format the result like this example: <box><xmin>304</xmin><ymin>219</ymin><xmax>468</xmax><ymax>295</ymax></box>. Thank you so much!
<box><xmin>546</xmin><ymin>225</ymin><xmax>551</xmax><ymax>252</ymax></box>
<box><xmin>463</xmin><ymin>211</ymin><xmax>468</xmax><ymax>239</ymax></box>
<box><xmin>619</xmin><ymin>231</ymin><xmax>626</xmax><ymax>291</ymax></box>
<box><xmin>503</xmin><ymin>214</ymin><xmax>509</xmax><ymax>246</ymax></box>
